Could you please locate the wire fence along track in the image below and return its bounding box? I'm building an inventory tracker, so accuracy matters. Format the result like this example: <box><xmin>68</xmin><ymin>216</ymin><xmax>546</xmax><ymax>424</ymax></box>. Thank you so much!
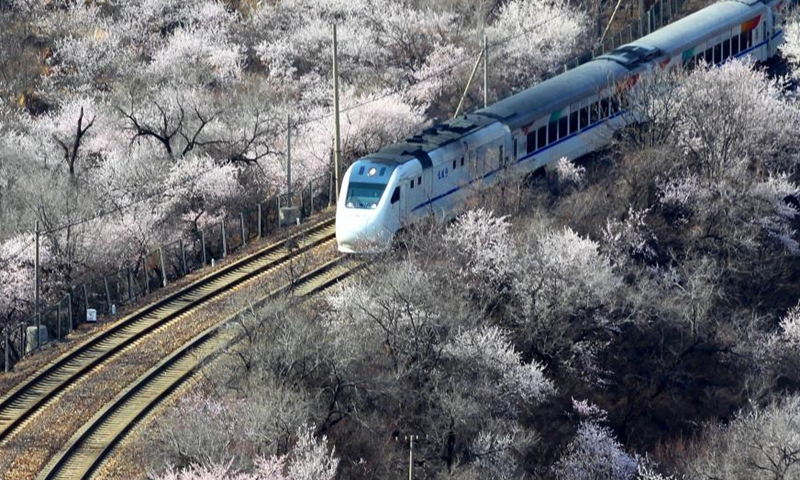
<box><xmin>38</xmin><ymin>256</ymin><xmax>365</xmax><ymax>480</ymax></box>
<box><xmin>0</xmin><ymin>218</ymin><xmax>336</xmax><ymax>446</ymax></box>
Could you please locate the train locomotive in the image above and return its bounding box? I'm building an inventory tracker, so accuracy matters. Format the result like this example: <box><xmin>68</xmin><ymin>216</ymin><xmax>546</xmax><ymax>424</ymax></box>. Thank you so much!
<box><xmin>336</xmin><ymin>0</ymin><xmax>787</xmax><ymax>253</ymax></box>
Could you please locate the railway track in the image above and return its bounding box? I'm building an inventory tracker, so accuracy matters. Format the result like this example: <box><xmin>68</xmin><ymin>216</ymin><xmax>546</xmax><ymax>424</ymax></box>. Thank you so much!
<box><xmin>0</xmin><ymin>217</ymin><xmax>335</xmax><ymax>447</ymax></box>
<box><xmin>37</xmin><ymin>256</ymin><xmax>365</xmax><ymax>480</ymax></box>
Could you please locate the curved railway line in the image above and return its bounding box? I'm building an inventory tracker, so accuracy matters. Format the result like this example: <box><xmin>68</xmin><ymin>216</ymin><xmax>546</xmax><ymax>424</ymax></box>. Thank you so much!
<box><xmin>0</xmin><ymin>217</ymin><xmax>335</xmax><ymax>450</ymax></box>
<box><xmin>36</xmin><ymin>256</ymin><xmax>365</xmax><ymax>480</ymax></box>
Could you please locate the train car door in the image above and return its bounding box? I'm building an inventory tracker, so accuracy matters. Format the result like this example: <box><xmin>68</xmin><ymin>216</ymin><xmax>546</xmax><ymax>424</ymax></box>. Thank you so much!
<box><xmin>390</xmin><ymin>180</ymin><xmax>409</xmax><ymax>223</ymax></box>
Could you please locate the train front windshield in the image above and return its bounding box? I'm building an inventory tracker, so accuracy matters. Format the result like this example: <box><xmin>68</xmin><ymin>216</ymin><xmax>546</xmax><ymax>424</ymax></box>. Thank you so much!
<box><xmin>345</xmin><ymin>182</ymin><xmax>387</xmax><ymax>209</ymax></box>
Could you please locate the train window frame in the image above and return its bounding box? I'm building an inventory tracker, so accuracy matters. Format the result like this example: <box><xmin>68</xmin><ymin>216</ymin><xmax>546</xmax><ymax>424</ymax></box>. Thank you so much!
<box><xmin>537</xmin><ymin>125</ymin><xmax>547</xmax><ymax>150</ymax></box>
<box><xmin>590</xmin><ymin>102</ymin><xmax>599</xmax><ymax>124</ymax></box>
<box><xmin>579</xmin><ymin>107</ymin><xmax>589</xmax><ymax>129</ymax></box>
<box><xmin>390</xmin><ymin>186</ymin><xmax>400</xmax><ymax>204</ymax></box>
<box><xmin>722</xmin><ymin>38</ymin><xmax>730</xmax><ymax>60</ymax></box>
<box><xmin>527</xmin><ymin>131</ymin><xmax>537</xmax><ymax>154</ymax></box>
<box><xmin>558</xmin><ymin>117</ymin><xmax>568</xmax><ymax>139</ymax></box>
<box><xmin>569</xmin><ymin>111</ymin><xmax>579</xmax><ymax>134</ymax></box>
<box><xmin>731</xmin><ymin>34</ymin><xmax>740</xmax><ymax>56</ymax></box>
<box><xmin>548</xmin><ymin>121</ymin><xmax>558</xmax><ymax>143</ymax></box>
<box><xmin>600</xmin><ymin>98</ymin><xmax>610</xmax><ymax>119</ymax></box>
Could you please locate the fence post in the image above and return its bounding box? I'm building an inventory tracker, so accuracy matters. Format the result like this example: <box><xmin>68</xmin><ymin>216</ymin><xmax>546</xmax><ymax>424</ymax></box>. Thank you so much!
<box><xmin>180</xmin><ymin>239</ymin><xmax>187</xmax><ymax>275</ymax></box>
<box><xmin>127</xmin><ymin>267</ymin><xmax>134</xmax><ymax>302</ymax></box>
<box><xmin>144</xmin><ymin>257</ymin><xmax>150</xmax><ymax>296</ymax></box>
<box><xmin>68</xmin><ymin>292</ymin><xmax>73</xmax><ymax>333</ymax></box>
<box><xmin>5</xmin><ymin>328</ymin><xmax>9</xmax><ymax>372</ymax></box>
<box><xmin>159</xmin><ymin>247</ymin><xmax>167</xmax><ymax>287</ymax></box>
<box><xmin>57</xmin><ymin>301</ymin><xmax>62</xmax><ymax>340</ymax></box>
<box><xmin>240</xmin><ymin>212</ymin><xmax>246</xmax><ymax>247</ymax></box>
<box><xmin>201</xmin><ymin>229</ymin><xmax>207</xmax><ymax>266</ymax></box>
<box><xmin>257</xmin><ymin>204</ymin><xmax>263</xmax><ymax>238</ymax></box>
<box><xmin>83</xmin><ymin>284</ymin><xmax>90</xmax><ymax>321</ymax></box>
<box><xmin>19</xmin><ymin>323</ymin><xmax>25</xmax><ymax>357</ymax></box>
<box><xmin>222</xmin><ymin>219</ymin><xmax>228</xmax><ymax>258</ymax></box>
<box><xmin>276</xmin><ymin>197</ymin><xmax>281</xmax><ymax>229</ymax></box>
<box><xmin>104</xmin><ymin>276</ymin><xmax>112</xmax><ymax>314</ymax></box>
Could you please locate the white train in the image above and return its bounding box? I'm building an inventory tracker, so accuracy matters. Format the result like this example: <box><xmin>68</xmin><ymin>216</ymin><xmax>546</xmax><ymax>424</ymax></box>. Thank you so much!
<box><xmin>336</xmin><ymin>0</ymin><xmax>787</xmax><ymax>253</ymax></box>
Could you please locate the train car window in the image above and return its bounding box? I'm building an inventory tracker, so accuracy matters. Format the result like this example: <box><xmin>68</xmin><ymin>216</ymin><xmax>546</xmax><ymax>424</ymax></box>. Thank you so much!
<box><xmin>380</xmin><ymin>167</ymin><xmax>386</xmax><ymax>176</ymax></box>
<box><xmin>713</xmin><ymin>44</ymin><xmax>722</xmax><ymax>64</ymax></box>
<box><xmin>513</xmin><ymin>138</ymin><xmax>518</xmax><ymax>159</ymax></box>
<box><xmin>499</xmin><ymin>145</ymin><xmax>504</xmax><ymax>165</ymax></box>
<box><xmin>558</xmin><ymin>117</ymin><xmax>568</xmax><ymax>139</ymax></box>
<box><xmin>548</xmin><ymin>121</ymin><xmax>558</xmax><ymax>143</ymax></box>
<box><xmin>732</xmin><ymin>35</ymin><xmax>740</xmax><ymax>56</ymax></box>
<box><xmin>537</xmin><ymin>126</ymin><xmax>547</xmax><ymax>150</ymax></box>
<box><xmin>579</xmin><ymin>107</ymin><xmax>589</xmax><ymax>129</ymax></box>
<box><xmin>526</xmin><ymin>131</ymin><xmax>537</xmax><ymax>154</ymax></box>
<box><xmin>418</xmin><ymin>176</ymin><xmax>422</xmax><ymax>185</ymax></box>
<box><xmin>452</xmin><ymin>159</ymin><xmax>456</xmax><ymax>170</ymax></box>
<box><xmin>391</xmin><ymin>187</ymin><xmax>400</xmax><ymax>204</ymax></box>
<box><xmin>358</xmin><ymin>166</ymin><xmax>365</xmax><ymax>175</ymax></box>
<box><xmin>590</xmin><ymin>103</ymin><xmax>599</xmax><ymax>123</ymax></box>
<box><xmin>600</xmin><ymin>99</ymin><xmax>610</xmax><ymax>119</ymax></box>
<box><xmin>704</xmin><ymin>48</ymin><xmax>713</xmax><ymax>63</ymax></box>
<box><xmin>722</xmin><ymin>39</ymin><xmax>730</xmax><ymax>60</ymax></box>
<box><xmin>410</xmin><ymin>181</ymin><xmax>414</xmax><ymax>189</ymax></box>
<box><xmin>569</xmin><ymin>111</ymin><xmax>579</xmax><ymax>133</ymax></box>
<box><xmin>461</xmin><ymin>157</ymin><xmax>464</xmax><ymax>167</ymax></box>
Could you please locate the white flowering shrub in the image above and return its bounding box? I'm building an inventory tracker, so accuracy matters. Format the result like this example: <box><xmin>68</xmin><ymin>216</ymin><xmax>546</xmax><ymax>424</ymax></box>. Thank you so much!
<box><xmin>554</xmin><ymin>157</ymin><xmax>586</xmax><ymax>189</ymax></box>
<box><xmin>780</xmin><ymin>302</ymin><xmax>800</xmax><ymax>347</ymax></box>
<box><xmin>780</xmin><ymin>13</ymin><xmax>800</xmax><ymax>80</ymax></box>
<box><xmin>148</xmin><ymin>25</ymin><xmax>244</xmax><ymax>87</ymax></box>
<box><xmin>443</xmin><ymin>209</ymin><xmax>516</xmax><ymax>296</ymax></box>
<box><xmin>514</xmin><ymin>226</ymin><xmax>618</xmax><ymax>322</ymax></box>
<box><xmin>602</xmin><ymin>208</ymin><xmax>656</xmax><ymax>265</ymax></box>
<box><xmin>153</xmin><ymin>424</ymin><xmax>337</xmax><ymax>480</ymax></box>
<box><xmin>444</xmin><ymin>326</ymin><xmax>555</xmax><ymax>417</ymax></box>
<box><xmin>683</xmin><ymin>395</ymin><xmax>800</xmax><ymax>480</ymax></box>
<box><xmin>488</xmin><ymin>0</ymin><xmax>590</xmax><ymax>91</ymax></box>
<box><xmin>552</xmin><ymin>422</ymin><xmax>639</xmax><ymax>480</ymax></box>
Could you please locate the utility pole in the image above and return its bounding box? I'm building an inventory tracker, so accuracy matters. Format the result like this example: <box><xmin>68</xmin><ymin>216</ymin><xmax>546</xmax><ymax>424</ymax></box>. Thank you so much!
<box><xmin>332</xmin><ymin>23</ymin><xmax>342</xmax><ymax>204</ymax></box>
<box><xmin>34</xmin><ymin>220</ymin><xmax>40</xmax><ymax>349</ymax></box>
<box><xmin>483</xmin><ymin>34</ymin><xmax>489</xmax><ymax>108</ymax></box>
<box><xmin>405</xmin><ymin>435</ymin><xmax>418</xmax><ymax>480</ymax></box>
<box><xmin>287</xmin><ymin>114</ymin><xmax>292</xmax><ymax>208</ymax></box>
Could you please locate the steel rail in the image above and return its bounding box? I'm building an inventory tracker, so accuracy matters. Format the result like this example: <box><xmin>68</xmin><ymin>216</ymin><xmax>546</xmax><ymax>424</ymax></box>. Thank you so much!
<box><xmin>0</xmin><ymin>217</ymin><xmax>335</xmax><ymax>446</ymax></box>
<box><xmin>38</xmin><ymin>256</ymin><xmax>365</xmax><ymax>480</ymax></box>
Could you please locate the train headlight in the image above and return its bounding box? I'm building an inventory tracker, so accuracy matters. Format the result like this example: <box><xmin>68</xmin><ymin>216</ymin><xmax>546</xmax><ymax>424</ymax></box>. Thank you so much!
<box><xmin>368</xmin><ymin>167</ymin><xmax>377</xmax><ymax>177</ymax></box>
<box><xmin>370</xmin><ymin>203</ymin><xmax>377</xmax><ymax>209</ymax></box>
